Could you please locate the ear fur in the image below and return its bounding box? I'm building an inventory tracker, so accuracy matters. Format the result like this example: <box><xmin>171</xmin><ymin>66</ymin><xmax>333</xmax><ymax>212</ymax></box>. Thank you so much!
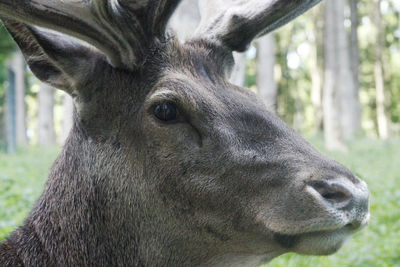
<box><xmin>1</xmin><ymin>19</ymin><xmax>101</xmax><ymax>94</ymax></box>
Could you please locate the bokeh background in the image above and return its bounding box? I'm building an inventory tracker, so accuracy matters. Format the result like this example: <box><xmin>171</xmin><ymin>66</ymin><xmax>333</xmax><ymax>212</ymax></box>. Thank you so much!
<box><xmin>0</xmin><ymin>0</ymin><xmax>399</xmax><ymax>266</ymax></box>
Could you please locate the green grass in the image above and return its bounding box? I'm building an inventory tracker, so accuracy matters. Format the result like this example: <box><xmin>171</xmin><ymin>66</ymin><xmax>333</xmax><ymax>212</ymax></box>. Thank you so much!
<box><xmin>0</xmin><ymin>146</ymin><xmax>59</xmax><ymax>240</ymax></box>
<box><xmin>0</xmin><ymin>138</ymin><xmax>399</xmax><ymax>266</ymax></box>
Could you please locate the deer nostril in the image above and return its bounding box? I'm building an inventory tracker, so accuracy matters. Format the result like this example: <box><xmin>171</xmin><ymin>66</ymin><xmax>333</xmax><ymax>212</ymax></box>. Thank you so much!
<box><xmin>345</xmin><ymin>221</ymin><xmax>361</xmax><ymax>230</ymax></box>
<box><xmin>309</xmin><ymin>180</ymin><xmax>352</xmax><ymax>205</ymax></box>
<box><xmin>321</xmin><ymin>191</ymin><xmax>348</xmax><ymax>202</ymax></box>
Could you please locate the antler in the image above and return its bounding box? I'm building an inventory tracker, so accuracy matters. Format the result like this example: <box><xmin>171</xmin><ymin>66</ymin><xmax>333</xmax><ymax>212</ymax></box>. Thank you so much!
<box><xmin>0</xmin><ymin>0</ymin><xmax>181</xmax><ymax>69</ymax></box>
<box><xmin>194</xmin><ymin>0</ymin><xmax>322</xmax><ymax>52</ymax></box>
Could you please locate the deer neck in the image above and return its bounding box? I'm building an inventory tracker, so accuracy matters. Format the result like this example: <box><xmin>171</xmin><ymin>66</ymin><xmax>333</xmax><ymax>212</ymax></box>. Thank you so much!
<box><xmin>12</xmin><ymin>130</ymin><xmax>198</xmax><ymax>266</ymax></box>
<box><xmin>14</xmin><ymin>129</ymin><xmax>279</xmax><ymax>266</ymax></box>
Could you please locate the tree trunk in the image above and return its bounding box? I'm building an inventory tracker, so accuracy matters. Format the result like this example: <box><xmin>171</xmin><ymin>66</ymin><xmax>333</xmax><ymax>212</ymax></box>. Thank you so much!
<box><xmin>311</xmin><ymin>5</ymin><xmax>323</xmax><ymax>131</ymax></box>
<box><xmin>323</xmin><ymin>0</ymin><xmax>346</xmax><ymax>151</ymax></box>
<box><xmin>230</xmin><ymin>52</ymin><xmax>246</xmax><ymax>87</ymax></box>
<box><xmin>396</xmin><ymin>2</ymin><xmax>400</xmax><ymax>36</ymax></box>
<box><xmin>323</xmin><ymin>0</ymin><xmax>361</xmax><ymax>150</ymax></box>
<box><xmin>61</xmin><ymin>94</ymin><xmax>74</xmax><ymax>144</ymax></box>
<box><xmin>38</xmin><ymin>82</ymin><xmax>56</xmax><ymax>146</ymax></box>
<box><xmin>348</xmin><ymin>0</ymin><xmax>361</xmax><ymax>135</ymax></box>
<box><xmin>5</xmin><ymin>67</ymin><xmax>16</xmax><ymax>153</ymax></box>
<box><xmin>373</xmin><ymin>0</ymin><xmax>390</xmax><ymax>139</ymax></box>
<box><xmin>257</xmin><ymin>34</ymin><xmax>277</xmax><ymax>111</ymax></box>
<box><xmin>0</xmin><ymin>102</ymin><xmax>5</xmax><ymax>148</ymax></box>
<box><xmin>8</xmin><ymin>51</ymin><xmax>27</xmax><ymax>146</ymax></box>
<box><xmin>337</xmin><ymin>0</ymin><xmax>359</xmax><ymax>140</ymax></box>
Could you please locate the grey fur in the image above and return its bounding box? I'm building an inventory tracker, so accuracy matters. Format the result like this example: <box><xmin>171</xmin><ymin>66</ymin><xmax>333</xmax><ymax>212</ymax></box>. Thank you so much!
<box><xmin>0</xmin><ymin>1</ymin><xmax>368</xmax><ymax>266</ymax></box>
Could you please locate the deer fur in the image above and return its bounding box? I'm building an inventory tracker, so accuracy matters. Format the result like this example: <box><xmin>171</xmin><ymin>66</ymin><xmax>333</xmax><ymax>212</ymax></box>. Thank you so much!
<box><xmin>0</xmin><ymin>0</ymin><xmax>369</xmax><ymax>266</ymax></box>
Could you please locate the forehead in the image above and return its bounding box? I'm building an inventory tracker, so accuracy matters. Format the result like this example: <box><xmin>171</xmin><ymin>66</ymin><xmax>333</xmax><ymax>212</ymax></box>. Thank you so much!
<box><xmin>149</xmin><ymin>39</ymin><xmax>260</xmax><ymax>106</ymax></box>
<box><xmin>154</xmin><ymin>39</ymin><xmax>231</xmax><ymax>83</ymax></box>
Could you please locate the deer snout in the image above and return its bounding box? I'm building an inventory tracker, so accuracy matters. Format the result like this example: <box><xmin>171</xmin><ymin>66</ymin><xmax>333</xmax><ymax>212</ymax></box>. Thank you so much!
<box><xmin>308</xmin><ymin>177</ymin><xmax>370</xmax><ymax>230</ymax></box>
<box><xmin>309</xmin><ymin>180</ymin><xmax>352</xmax><ymax>207</ymax></box>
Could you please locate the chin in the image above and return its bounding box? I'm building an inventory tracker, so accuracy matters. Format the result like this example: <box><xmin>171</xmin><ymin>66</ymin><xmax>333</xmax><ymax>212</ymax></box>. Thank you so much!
<box><xmin>274</xmin><ymin>228</ymin><xmax>352</xmax><ymax>256</ymax></box>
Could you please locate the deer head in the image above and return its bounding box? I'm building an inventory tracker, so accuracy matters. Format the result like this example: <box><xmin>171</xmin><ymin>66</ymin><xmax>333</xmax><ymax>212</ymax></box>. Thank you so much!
<box><xmin>0</xmin><ymin>0</ymin><xmax>369</xmax><ymax>266</ymax></box>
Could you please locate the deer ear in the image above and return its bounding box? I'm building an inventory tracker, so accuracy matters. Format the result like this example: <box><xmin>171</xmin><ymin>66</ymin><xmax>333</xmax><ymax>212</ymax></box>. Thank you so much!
<box><xmin>2</xmin><ymin>19</ymin><xmax>99</xmax><ymax>94</ymax></box>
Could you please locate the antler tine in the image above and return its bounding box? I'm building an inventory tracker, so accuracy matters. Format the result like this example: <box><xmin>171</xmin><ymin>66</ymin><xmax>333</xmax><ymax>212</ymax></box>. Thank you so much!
<box><xmin>194</xmin><ymin>0</ymin><xmax>322</xmax><ymax>52</ymax></box>
<box><xmin>0</xmin><ymin>0</ymin><xmax>182</xmax><ymax>69</ymax></box>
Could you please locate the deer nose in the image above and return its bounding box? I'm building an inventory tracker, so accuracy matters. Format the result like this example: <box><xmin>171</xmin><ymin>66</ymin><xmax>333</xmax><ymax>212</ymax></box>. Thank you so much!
<box><xmin>308</xmin><ymin>177</ymin><xmax>369</xmax><ymax>220</ymax></box>
<box><xmin>309</xmin><ymin>180</ymin><xmax>353</xmax><ymax>207</ymax></box>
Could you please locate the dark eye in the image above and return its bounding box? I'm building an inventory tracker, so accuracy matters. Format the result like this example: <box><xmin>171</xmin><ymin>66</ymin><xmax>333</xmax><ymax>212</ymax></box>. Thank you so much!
<box><xmin>154</xmin><ymin>102</ymin><xmax>178</xmax><ymax>122</ymax></box>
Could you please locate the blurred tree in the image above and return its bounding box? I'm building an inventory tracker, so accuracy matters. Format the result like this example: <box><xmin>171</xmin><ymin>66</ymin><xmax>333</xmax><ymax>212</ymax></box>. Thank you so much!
<box><xmin>373</xmin><ymin>0</ymin><xmax>391</xmax><ymax>139</ymax></box>
<box><xmin>349</xmin><ymin>0</ymin><xmax>362</xmax><ymax>133</ymax></box>
<box><xmin>230</xmin><ymin>53</ymin><xmax>246</xmax><ymax>87</ymax></box>
<box><xmin>5</xmin><ymin>67</ymin><xmax>16</xmax><ymax>153</ymax></box>
<box><xmin>398</xmin><ymin>1</ymin><xmax>400</xmax><ymax>34</ymax></box>
<box><xmin>7</xmin><ymin>51</ymin><xmax>27</xmax><ymax>147</ymax></box>
<box><xmin>323</xmin><ymin>0</ymin><xmax>361</xmax><ymax>150</ymax></box>
<box><xmin>311</xmin><ymin>5</ymin><xmax>324</xmax><ymax>132</ymax></box>
<box><xmin>61</xmin><ymin>94</ymin><xmax>73</xmax><ymax>144</ymax></box>
<box><xmin>323</xmin><ymin>0</ymin><xmax>346</xmax><ymax>150</ymax></box>
<box><xmin>38</xmin><ymin>82</ymin><xmax>55</xmax><ymax>146</ymax></box>
<box><xmin>338</xmin><ymin>0</ymin><xmax>360</xmax><ymax>140</ymax></box>
<box><xmin>257</xmin><ymin>34</ymin><xmax>277</xmax><ymax>111</ymax></box>
<box><xmin>392</xmin><ymin>0</ymin><xmax>400</xmax><ymax>133</ymax></box>
<box><xmin>169</xmin><ymin>0</ymin><xmax>200</xmax><ymax>42</ymax></box>
<box><xmin>275</xmin><ymin>24</ymin><xmax>297</xmax><ymax>127</ymax></box>
<box><xmin>0</xmin><ymin>24</ymin><xmax>16</xmax><ymax>149</ymax></box>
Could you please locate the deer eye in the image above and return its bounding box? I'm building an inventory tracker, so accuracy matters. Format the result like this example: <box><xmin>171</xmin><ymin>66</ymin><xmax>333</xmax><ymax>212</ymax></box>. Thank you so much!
<box><xmin>154</xmin><ymin>102</ymin><xmax>178</xmax><ymax>122</ymax></box>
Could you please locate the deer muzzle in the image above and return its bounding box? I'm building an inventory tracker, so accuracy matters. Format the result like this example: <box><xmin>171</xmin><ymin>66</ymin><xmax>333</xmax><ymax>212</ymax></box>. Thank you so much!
<box><xmin>307</xmin><ymin>176</ymin><xmax>370</xmax><ymax>231</ymax></box>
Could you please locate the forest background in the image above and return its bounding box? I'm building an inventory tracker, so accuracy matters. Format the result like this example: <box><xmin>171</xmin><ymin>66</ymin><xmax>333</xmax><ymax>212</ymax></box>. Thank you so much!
<box><xmin>0</xmin><ymin>0</ymin><xmax>399</xmax><ymax>266</ymax></box>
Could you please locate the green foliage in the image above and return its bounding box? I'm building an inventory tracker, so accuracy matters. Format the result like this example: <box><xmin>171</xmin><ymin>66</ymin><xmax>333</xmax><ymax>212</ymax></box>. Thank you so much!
<box><xmin>267</xmin><ymin>137</ymin><xmax>400</xmax><ymax>267</ymax></box>
<box><xmin>0</xmin><ymin>24</ymin><xmax>15</xmax><ymax>61</ymax></box>
<box><xmin>0</xmin><ymin>23</ymin><xmax>16</xmax><ymax>87</ymax></box>
<box><xmin>0</xmin><ymin>24</ymin><xmax>16</xmax><ymax>146</ymax></box>
<box><xmin>0</xmin><ymin>147</ymin><xmax>59</xmax><ymax>240</ymax></box>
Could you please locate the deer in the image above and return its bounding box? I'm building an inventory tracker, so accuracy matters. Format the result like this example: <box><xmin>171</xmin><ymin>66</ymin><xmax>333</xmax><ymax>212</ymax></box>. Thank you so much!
<box><xmin>0</xmin><ymin>0</ymin><xmax>369</xmax><ymax>266</ymax></box>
